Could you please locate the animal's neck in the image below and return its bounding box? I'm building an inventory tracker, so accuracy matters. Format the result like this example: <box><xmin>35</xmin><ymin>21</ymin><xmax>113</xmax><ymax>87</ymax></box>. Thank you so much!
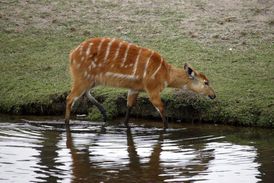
<box><xmin>168</xmin><ymin>66</ymin><xmax>190</xmax><ymax>88</ymax></box>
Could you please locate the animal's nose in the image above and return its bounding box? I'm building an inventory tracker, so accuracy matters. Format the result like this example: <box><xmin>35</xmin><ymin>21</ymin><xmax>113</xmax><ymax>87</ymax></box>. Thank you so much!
<box><xmin>209</xmin><ymin>94</ymin><xmax>216</xmax><ymax>99</ymax></box>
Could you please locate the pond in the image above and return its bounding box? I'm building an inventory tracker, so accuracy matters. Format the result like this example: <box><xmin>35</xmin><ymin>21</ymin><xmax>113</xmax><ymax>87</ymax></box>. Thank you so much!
<box><xmin>0</xmin><ymin>116</ymin><xmax>273</xmax><ymax>183</ymax></box>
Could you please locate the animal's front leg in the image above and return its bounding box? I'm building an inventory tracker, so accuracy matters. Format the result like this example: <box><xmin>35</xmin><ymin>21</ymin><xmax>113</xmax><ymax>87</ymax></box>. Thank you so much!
<box><xmin>124</xmin><ymin>90</ymin><xmax>139</xmax><ymax>127</ymax></box>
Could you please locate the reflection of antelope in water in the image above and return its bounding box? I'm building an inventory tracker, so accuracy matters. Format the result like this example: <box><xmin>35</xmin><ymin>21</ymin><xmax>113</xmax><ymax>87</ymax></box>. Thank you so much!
<box><xmin>65</xmin><ymin>38</ymin><xmax>216</xmax><ymax>128</ymax></box>
<box><xmin>65</xmin><ymin>126</ymin><xmax>215</xmax><ymax>182</ymax></box>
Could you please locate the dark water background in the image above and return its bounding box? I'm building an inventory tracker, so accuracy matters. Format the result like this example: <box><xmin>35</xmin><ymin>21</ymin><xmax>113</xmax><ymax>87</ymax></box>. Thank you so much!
<box><xmin>0</xmin><ymin>116</ymin><xmax>273</xmax><ymax>183</ymax></box>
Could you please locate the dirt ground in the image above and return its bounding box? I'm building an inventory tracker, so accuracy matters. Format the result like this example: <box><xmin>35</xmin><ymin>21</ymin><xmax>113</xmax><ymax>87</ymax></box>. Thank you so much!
<box><xmin>1</xmin><ymin>0</ymin><xmax>274</xmax><ymax>48</ymax></box>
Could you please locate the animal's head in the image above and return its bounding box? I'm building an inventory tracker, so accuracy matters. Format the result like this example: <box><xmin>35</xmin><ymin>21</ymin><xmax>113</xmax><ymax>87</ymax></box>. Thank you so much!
<box><xmin>184</xmin><ymin>63</ymin><xmax>216</xmax><ymax>99</ymax></box>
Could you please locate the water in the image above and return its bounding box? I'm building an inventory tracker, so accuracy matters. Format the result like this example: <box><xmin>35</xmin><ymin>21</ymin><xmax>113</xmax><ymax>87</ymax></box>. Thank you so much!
<box><xmin>0</xmin><ymin>117</ymin><xmax>273</xmax><ymax>183</ymax></box>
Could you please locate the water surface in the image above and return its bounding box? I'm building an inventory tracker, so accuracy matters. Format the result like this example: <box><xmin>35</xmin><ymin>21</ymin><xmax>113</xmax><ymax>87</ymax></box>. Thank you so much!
<box><xmin>0</xmin><ymin>117</ymin><xmax>273</xmax><ymax>182</ymax></box>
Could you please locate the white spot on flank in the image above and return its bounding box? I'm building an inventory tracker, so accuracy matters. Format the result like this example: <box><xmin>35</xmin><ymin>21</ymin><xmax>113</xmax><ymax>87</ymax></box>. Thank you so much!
<box><xmin>81</xmin><ymin>56</ymin><xmax>85</xmax><ymax>62</ymax></box>
<box><xmin>91</xmin><ymin>62</ymin><xmax>96</xmax><ymax>68</ymax></box>
<box><xmin>104</xmin><ymin>38</ymin><xmax>115</xmax><ymax>63</ymax></box>
<box><xmin>143</xmin><ymin>51</ymin><xmax>154</xmax><ymax>78</ymax></box>
<box><xmin>76</xmin><ymin>63</ymin><xmax>81</xmax><ymax>69</ymax></box>
<box><xmin>88</xmin><ymin>64</ymin><xmax>92</xmax><ymax>71</ymax></box>
<box><xmin>151</xmin><ymin>57</ymin><xmax>163</xmax><ymax>79</ymax></box>
<box><xmin>84</xmin><ymin>71</ymin><xmax>87</xmax><ymax>77</ymax></box>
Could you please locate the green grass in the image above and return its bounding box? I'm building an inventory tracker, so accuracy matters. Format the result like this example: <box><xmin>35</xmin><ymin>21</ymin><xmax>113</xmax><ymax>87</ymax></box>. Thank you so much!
<box><xmin>0</xmin><ymin>0</ymin><xmax>273</xmax><ymax>127</ymax></box>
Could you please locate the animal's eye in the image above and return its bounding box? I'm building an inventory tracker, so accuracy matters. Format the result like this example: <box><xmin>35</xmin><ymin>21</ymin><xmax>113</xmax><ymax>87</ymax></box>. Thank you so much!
<box><xmin>204</xmin><ymin>81</ymin><xmax>209</xmax><ymax>85</ymax></box>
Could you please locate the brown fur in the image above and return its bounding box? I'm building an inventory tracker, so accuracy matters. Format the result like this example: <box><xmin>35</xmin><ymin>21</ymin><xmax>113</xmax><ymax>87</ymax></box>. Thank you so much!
<box><xmin>65</xmin><ymin>37</ymin><xmax>216</xmax><ymax>128</ymax></box>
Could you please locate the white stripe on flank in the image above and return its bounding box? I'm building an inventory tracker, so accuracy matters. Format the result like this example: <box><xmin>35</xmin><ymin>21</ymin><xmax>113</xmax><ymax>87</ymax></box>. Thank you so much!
<box><xmin>113</xmin><ymin>41</ymin><xmax>123</xmax><ymax>61</ymax></box>
<box><xmin>104</xmin><ymin>38</ymin><xmax>115</xmax><ymax>63</ymax></box>
<box><xmin>79</xmin><ymin>45</ymin><xmax>84</xmax><ymax>56</ymax></box>
<box><xmin>143</xmin><ymin>51</ymin><xmax>154</xmax><ymax>79</ymax></box>
<box><xmin>122</xmin><ymin>43</ymin><xmax>131</xmax><ymax>66</ymax></box>
<box><xmin>86</xmin><ymin>43</ymin><xmax>93</xmax><ymax>56</ymax></box>
<box><xmin>105</xmin><ymin>72</ymin><xmax>138</xmax><ymax>80</ymax></box>
<box><xmin>151</xmin><ymin>57</ymin><xmax>163</xmax><ymax>79</ymax></box>
<box><xmin>97</xmin><ymin>38</ymin><xmax>106</xmax><ymax>53</ymax></box>
<box><xmin>94</xmin><ymin>38</ymin><xmax>106</xmax><ymax>63</ymax></box>
<box><xmin>132</xmin><ymin>49</ymin><xmax>142</xmax><ymax>76</ymax></box>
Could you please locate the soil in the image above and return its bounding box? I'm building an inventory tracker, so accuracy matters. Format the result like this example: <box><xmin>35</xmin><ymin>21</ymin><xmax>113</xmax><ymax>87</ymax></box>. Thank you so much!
<box><xmin>1</xmin><ymin>0</ymin><xmax>274</xmax><ymax>48</ymax></box>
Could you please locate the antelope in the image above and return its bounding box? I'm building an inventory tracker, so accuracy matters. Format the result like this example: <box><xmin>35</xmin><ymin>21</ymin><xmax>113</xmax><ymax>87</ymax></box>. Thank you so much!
<box><xmin>65</xmin><ymin>37</ymin><xmax>216</xmax><ymax>128</ymax></box>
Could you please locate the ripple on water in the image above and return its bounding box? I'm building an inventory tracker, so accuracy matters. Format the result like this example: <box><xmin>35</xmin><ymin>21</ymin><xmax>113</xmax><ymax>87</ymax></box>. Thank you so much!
<box><xmin>0</xmin><ymin>120</ymin><xmax>266</xmax><ymax>183</ymax></box>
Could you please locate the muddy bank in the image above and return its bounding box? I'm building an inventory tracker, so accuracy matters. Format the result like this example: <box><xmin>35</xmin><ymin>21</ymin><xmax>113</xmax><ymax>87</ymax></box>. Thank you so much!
<box><xmin>1</xmin><ymin>91</ymin><xmax>273</xmax><ymax>128</ymax></box>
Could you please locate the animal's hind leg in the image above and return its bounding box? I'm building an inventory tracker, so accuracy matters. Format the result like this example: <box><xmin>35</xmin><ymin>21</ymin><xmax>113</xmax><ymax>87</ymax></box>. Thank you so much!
<box><xmin>86</xmin><ymin>90</ymin><xmax>107</xmax><ymax>122</ymax></box>
<box><xmin>65</xmin><ymin>83</ymin><xmax>88</xmax><ymax>125</ymax></box>
<box><xmin>147</xmin><ymin>89</ymin><xmax>168</xmax><ymax>129</ymax></box>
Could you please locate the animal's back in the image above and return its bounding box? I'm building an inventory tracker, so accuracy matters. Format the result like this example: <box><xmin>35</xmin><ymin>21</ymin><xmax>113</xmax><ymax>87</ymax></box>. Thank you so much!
<box><xmin>69</xmin><ymin>38</ymin><xmax>170</xmax><ymax>90</ymax></box>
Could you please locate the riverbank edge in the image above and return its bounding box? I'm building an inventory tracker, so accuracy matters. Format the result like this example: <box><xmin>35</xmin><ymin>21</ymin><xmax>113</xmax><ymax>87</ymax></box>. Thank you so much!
<box><xmin>0</xmin><ymin>91</ymin><xmax>273</xmax><ymax>128</ymax></box>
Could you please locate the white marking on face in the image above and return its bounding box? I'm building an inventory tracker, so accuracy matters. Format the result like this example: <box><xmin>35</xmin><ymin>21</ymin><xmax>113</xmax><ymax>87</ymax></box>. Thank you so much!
<box><xmin>151</xmin><ymin>57</ymin><xmax>163</xmax><ymax>79</ymax></box>
<box><xmin>104</xmin><ymin>38</ymin><xmax>115</xmax><ymax>63</ymax></box>
<box><xmin>133</xmin><ymin>49</ymin><xmax>142</xmax><ymax>76</ymax></box>
<box><xmin>191</xmin><ymin>71</ymin><xmax>195</xmax><ymax>78</ymax></box>
<box><xmin>143</xmin><ymin>51</ymin><xmax>154</xmax><ymax>78</ymax></box>
<box><xmin>122</xmin><ymin>43</ymin><xmax>131</xmax><ymax>66</ymax></box>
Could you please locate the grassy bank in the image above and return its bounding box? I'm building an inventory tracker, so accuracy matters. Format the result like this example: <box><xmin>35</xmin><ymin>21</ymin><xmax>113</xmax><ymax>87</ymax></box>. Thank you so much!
<box><xmin>0</xmin><ymin>0</ymin><xmax>273</xmax><ymax>127</ymax></box>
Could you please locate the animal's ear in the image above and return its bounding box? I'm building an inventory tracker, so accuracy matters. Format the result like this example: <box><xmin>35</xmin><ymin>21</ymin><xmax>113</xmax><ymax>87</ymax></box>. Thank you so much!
<box><xmin>184</xmin><ymin>63</ymin><xmax>195</xmax><ymax>79</ymax></box>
